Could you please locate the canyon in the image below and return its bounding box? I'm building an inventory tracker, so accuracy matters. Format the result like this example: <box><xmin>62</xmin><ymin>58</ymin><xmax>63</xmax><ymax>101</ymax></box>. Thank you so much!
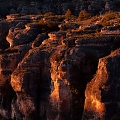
<box><xmin>0</xmin><ymin>0</ymin><xmax>120</xmax><ymax>120</ymax></box>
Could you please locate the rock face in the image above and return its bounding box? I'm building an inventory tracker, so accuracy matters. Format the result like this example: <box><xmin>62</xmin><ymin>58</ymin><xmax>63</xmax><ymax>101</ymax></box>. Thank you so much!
<box><xmin>31</xmin><ymin>33</ymin><xmax>48</xmax><ymax>48</ymax></box>
<box><xmin>0</xmin><ymin>44</ymin><xmax>31</xmax><ymax>120</ymax></box>
<box><xmin>6</xmin><ymin>22</ymin><xmax>39</xmax><ymax>47</ymax></box>
<box><xmin>0</xmin><ymin>14</ymin><xmax>41</xmax><ymax>50</ymax></box>
<box><xmin>10</xmin><ymin>37</ymin><xmax>100</xmax><ymax>119</ymax></box>
<box><xmin>82</xmin><ymin>49</ymin><xmax>120</xmax><ymax>120</ymax></box>
<box><xmin>0</xmin><ymin>19</ymin><xmax>20</xmax><ymax>50</ymax></box>
<box><xmin>0</xmin><ymin>2</ymin><xmax>120</xmax><ymax>120</ymax></box>
<box><xmin>3</xmin><ymin>28</ymin><xmax>119</xmax><ymax>120</ymax></box>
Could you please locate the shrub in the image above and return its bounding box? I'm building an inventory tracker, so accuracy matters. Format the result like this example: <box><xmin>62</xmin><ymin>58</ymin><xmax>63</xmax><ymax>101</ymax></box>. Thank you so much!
<box><xmin>65</xmin><ymin>9</ymin><xmax>72</xmax><ymax>18</ymax></box>
<box><xmin>103</xmin><ymin>12</ymin><xmax>117</xmax><ymax>21</ymax></box>
<box><xmin>101</xmin><ymin>12</ymin><xmax>120</xmax><ymax>26</ymax></box>
<box><xmin>91</xmin><ymin>15</ymin><xmax>99</xmax><ymax>23</ymax></box>
<box><xmin>78</xmin><ymin>9</ymin><xmax>91</xmax><ymax>21</ymax></box>
<box><xmin>44</xmin><ymin>12</ymin><xmax>55</xmax><ymax>17</ymax></box>
<box><xmin>31</xmin><ymin>19</ymin><xmax>59</xmax><ymax>33</ymax></box>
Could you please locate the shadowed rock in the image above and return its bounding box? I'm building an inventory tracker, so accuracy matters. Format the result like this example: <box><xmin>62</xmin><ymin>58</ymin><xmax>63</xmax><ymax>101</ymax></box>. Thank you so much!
<box><xmin>0</xmin><ymin>5</ymin><xmax>119</xmax><ymax>119</ymax></box>
<box><xmin>82</xmin><ymin>48</ymin><xmax>120</xmax><ymax>120</ymax></box>
<box><xmin>0</xmin><ymin>44</ymin><xmax>31</xmax><ymax>119</ymax></box>
<box><xmin>6</xmin><ymin>22</ymin><xmax>39</xmax><ymax>47</ymax></box>
<box><xmin>32</xmin><ymin>33</ymin><xmax>48</xmax><ymax>48</ymax></box>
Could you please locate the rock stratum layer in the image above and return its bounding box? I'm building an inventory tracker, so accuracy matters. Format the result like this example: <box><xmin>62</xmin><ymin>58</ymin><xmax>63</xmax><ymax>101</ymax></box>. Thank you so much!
<box><xmin>0</xmin><ymin>2</ymin><xmax>120</xmax><ymax>120</ymax></box>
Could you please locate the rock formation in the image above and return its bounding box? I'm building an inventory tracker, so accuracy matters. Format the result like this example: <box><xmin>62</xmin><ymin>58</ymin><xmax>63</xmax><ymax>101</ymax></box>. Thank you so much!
<box><xmin>82</xmin><ymin>48</ymin><xmax>120</xmax><ymax>120</ymax></box>
<box><xmin>0</xmin><ymin>1</ymin><xmax>119</xmax><ymax>120</ymax></box>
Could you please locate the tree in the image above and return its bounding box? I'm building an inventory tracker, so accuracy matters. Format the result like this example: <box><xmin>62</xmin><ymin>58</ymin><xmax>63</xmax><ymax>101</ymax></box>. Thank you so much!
<box><xmin>78</xmin><ymin>9</ymin><xmax>91</xmax><ymax>21</ymax></box>
<box><xmin>65</xmin><ymin>9</ymin><xmax>72</xmax><ymax>18</ymax></box>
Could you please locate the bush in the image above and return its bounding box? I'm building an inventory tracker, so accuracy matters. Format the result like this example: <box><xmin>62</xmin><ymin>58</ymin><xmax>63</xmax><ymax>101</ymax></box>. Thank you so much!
<box><xmin>103</xmin><ymin>12</ymin><xmax>117</xmax><ymax>21</ymax></box>
<box><xmin>44</xmin><ymin>12</ymin><xmax>55</xmax><ymax>17</ymax></box>
<box><xmin>78</xmin><ymin>9</ymin><xmax>91</xmax><ymax>21</ymax></box>
<box><xmin>30</xmin><ymin>19</ymin><xmax>59</xmax><ymax>33</ymax></box>
<box><xmin>101</xmin><ymin>12</ymin><xmax>120</xmax><ymax>26</ymax></box>
<box><xmin>91</xmin><ymin>15</ymin><xmax>99</xmax><ymax>23</ymax></box>
<box><xmin>65</xmin><ymin>9</ymin><xmax>72</xmax><ymax>18</ymax></box>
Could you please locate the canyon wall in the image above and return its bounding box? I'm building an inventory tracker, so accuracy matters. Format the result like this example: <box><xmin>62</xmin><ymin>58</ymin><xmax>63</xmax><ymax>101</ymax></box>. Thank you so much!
<box><xmin>0</xmin><ymin>2</ymin><xmax>120</xmax><ymax>119</ymax></box>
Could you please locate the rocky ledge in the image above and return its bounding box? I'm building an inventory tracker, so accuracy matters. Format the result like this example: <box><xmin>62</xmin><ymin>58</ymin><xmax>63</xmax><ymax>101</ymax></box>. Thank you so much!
<box><xmin>0</xmin><ymin>3</ymin><xmax>120</xmax><ymax>120</ymax></box>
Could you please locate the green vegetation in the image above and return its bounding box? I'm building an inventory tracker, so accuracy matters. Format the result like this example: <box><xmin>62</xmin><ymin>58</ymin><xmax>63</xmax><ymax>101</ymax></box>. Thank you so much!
<box><xmin>28</xmin><ymin>18</ymin><xmax>60</xmax><ymax>33</ymax></box>
<box><xmin>65</xmin><ymin>9</ymin><xmax>73</xmax><ymax>18</ymax></box>
<box><xmin>44</xmin><ymin>12</ymin><xmax>55</xmax><ymax>17</ymax></box>
<box><xmin>103</xmin><ymin>12</ymin><xmax>117</xmax><ymax>21</ymax></box>
<box><xmin>91</xmin><ymin>15</ymin><xmax>100</xmax><ymax>23</ymax></box>
<box><xmin>101</xmin><ymin>12</ymin><xmax>120</xmax><ymax>26</ymax></box>
<box><xmin>78</xmin><ymin>10</ymin><xmax>91</xmax><ymax>21</ymax></box>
